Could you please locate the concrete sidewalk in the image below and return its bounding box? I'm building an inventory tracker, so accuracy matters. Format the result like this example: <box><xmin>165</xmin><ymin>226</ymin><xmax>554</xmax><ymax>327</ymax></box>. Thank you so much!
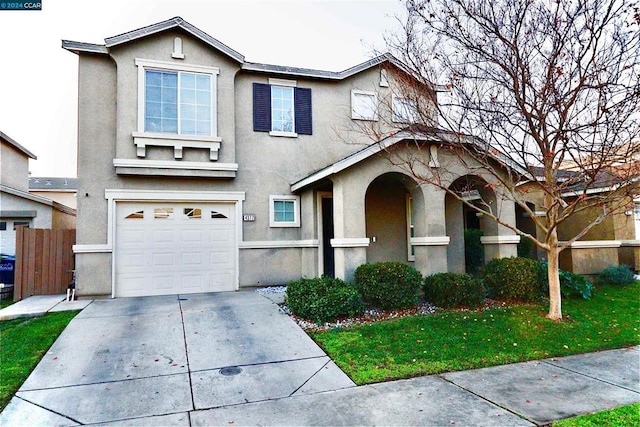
<box><xmin>0</xmin><ymin>294</ymin><xmax>93</xmax><ymax>320</ymax></box>
<box><xmin>0</xmin><ymin>291</ymin><xmax>638</xmax><ymax>426</ymax></box>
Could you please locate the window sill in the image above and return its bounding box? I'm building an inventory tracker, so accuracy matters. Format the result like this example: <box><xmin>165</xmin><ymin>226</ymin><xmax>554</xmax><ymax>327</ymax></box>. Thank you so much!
<box><xmin>132</xmin><ymin>132</ymin><xmax>222</xmax><ymax>160</ymax></box>
<box><xmin>269</xmin><ymin>131</ymin><xmax>298</xmax><ymax>138</ymax></box>
<box><xmin>351</xmin><ymin>116</ymin><xmax>379</xmax><ymax>121</ymax></box>
<box><xmin>269</xmin><ymin>222</ymin><xmax>301</xmax><ymax>228</ymax></box>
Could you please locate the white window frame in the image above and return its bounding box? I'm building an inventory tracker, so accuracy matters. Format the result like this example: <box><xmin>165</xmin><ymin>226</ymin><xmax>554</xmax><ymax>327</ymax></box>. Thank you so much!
<box><xmin>351</xmin><ymin>90</ymin><xmax>378</xmax><ymax>121</ymax></box>
<box><xmin>392</xmin><ymin>96</ymin><xmax>419</xmax><ymax>124</ymax></box>
<box><xmin>269</xmin><ymin>195</ymin><xmax>301</xmax><ymax>228</ymax></box>
<box><xmin>268</xmin><ymin>78</ymin><xmax>298</xmax><ymax>137</ymax></box>
<box><xmin>134</xmin><ymin>59</ymin><xmax>221</xmax><ymax>159</ymax></box>
<box><xmin>634</xmin><ymin>202</ymin><xmax>640</xmax><ymax>240</ymax></box>
<box><xmin>406</xmin><ymin>195</ymin><xmax>415</xmax><ymax>261</ymax></box>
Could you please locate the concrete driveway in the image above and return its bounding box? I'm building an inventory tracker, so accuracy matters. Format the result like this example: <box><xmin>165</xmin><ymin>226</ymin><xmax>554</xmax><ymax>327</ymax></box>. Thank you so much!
<box><xmin>1</xmin><ymin>291</ymin><xmax>354</xmax><ymax>425</ymax></box>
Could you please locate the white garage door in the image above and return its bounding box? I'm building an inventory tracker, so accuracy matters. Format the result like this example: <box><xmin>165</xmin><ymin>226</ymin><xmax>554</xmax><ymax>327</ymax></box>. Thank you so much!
<box><xmin>115</xmin><ymin>202</ymin><xmax>237</xmax><ymax>297</ymax></box>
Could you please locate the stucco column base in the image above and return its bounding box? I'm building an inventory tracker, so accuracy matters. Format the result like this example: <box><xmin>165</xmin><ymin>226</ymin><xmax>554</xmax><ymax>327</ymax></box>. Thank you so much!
<box><xmin>413</xmin><ymin>245</ymin><xmax>448</xmax><ymax>276</ymax></box>
<box><xmin>75</xmin><ymin>252</ymin><xmax>112</xmax><ymax>297</ymax></box>
<box><xmin>483</xmin><ymin>243</ymin><xmax>518</xmax><ymax>261</ymax></box>
<box><xmin>333</xmin><ymin>247</ymin><xmax>367</xmax><ymax>283</ymax></box>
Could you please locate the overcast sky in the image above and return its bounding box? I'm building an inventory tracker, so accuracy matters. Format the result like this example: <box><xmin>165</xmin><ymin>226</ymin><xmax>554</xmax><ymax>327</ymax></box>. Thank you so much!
<box><xmin>0</xmin><ymin>0</ymin><xmax>405</xmax><ymax>177</ymax></box>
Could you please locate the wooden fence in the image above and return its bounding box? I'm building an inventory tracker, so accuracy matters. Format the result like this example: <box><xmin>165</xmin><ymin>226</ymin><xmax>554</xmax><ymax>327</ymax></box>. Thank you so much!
<box><xmin>14</xmin><ymin>228</ymin><xmax>76</xmax><ymax>301</ymax></box>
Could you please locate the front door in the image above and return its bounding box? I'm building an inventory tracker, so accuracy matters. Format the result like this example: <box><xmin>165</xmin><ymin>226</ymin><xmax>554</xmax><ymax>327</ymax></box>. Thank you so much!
<box><xmin>321</xmin><ymin>197</ymin><xmax>335</xmax><ymax>277</ymax></box>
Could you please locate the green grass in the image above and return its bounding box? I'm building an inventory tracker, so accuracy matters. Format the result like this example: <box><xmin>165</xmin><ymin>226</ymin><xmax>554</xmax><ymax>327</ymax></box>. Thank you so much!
<box><xmin>553</xmin><ymin>403</ymin><xmax>640</xmax><ymax>426</ymax></box>
<box><xmin>310</xmin><ymin>283</ymin><xmax>640</xmax><ymax>385</ymax></box>
<box><xmin>0</xmin><ymin>311</ymin><xmax>78</xmax><ymax>410</ymax></box>
<box><xmin>0</xmin><ymin>299</ymin><xmax>14</xmax><ymax>310</ymax></box>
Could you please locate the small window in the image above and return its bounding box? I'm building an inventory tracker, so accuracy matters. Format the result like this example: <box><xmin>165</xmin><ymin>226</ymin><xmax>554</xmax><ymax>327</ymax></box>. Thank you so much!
<box><xmin>184</xmin><ymin>208</ymin><xmax>202</xmax><ymax>219</ymax></box>
<box><xmin>211</xmin><ymin>211</ymin><xmax>228</xmax><ymax>219</ymax></box>
<box><xmin>154</xmin><ymin>208</ymin><xmax>174</xmax><ymax>219</ymax></box>
<box><xmin>351</xmin><ymin>90</ymin><xmax>378</xmax><ymax>120</ymax></box>
<box><xmin>392</xmin><ymin>97</ymin><xmax>418</xmax><ymax>123</ymax></box>
<box><xmin>269</xmin><ymin>195</ymin><xmax>300</xmax><ymax>227</ymax></box>
<box><xmin>125</xmin><ymin>210</ymin><xmax>144</xmax><ymax>219</ymax></box>
<box><xmin>0</xmin><ymin>221</ymin><xmax>6</xmax><ymax>231</ymax></box>
<box><xmin>13</xmin><ymin>221</ymin><xmax>30</xmax><ymax>230</ymax></box>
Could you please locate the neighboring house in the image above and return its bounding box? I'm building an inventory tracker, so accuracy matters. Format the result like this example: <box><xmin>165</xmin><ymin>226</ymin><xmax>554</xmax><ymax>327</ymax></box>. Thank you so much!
<box><xmin>63</xmin><ymin>17</ymin><xmax>522</xmax><ymax>298</ymax></box>
<box><xmin>0</xmin><ymin>131</ymin><xmax>76</xmax><ymax>256</ymax></box>
<box><xmin>29</xmin><ymin>177</ymin><xmax>78</xmax><ymax>209</ymax></box>
<box><xmin>517</xmin><ymin>167</ymin><xmax>639</xmax><ymax>276</ymax></box>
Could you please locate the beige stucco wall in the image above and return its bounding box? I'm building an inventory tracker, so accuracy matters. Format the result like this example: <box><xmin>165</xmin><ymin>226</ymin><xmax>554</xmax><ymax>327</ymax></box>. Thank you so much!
<box><xmin>30</xmin><ymin>191</ymin><xmax>77</xmax><ymax>209</ymax></box>
<box><xmin>1</xmin><ymin>143</ymin><xmax>30</xmax><ymax>191</ymax></box>
<box><xmin>72</xmin><ymin>26</ymin><xmax>519</xmax><ymax>294</ymax></box>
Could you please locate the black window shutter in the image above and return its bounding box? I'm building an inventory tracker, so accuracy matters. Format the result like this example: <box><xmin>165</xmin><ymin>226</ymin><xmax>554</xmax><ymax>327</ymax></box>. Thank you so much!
<box><xmin>294</xmin><ymin>87</ymin><xmax>312</xmax><ymax>135</ymax></box>
<box><xmin>253</xmin><ymin>83</ymin><xmax>271</xmax><ymax>132</ymax></box>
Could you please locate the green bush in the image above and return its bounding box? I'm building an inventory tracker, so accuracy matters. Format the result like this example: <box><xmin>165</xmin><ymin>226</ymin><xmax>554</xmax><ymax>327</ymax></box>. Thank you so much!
<box><xmin>285</xmin><ymin>276</ymin><xmax>364</xmax><ymax>324</ymax></box>
<box><xmin>481</xmin><ymin>257</ymin><xmax>543</xmax><ymax>301</ymax></box>
<box><xmin>354</xmin><ymin>262</ymin><xmax>422</xmax><ymax>309</ymax></box>
<box><xmin>538</xmin><ymin>262</ymin><xmax>593</xmax><ymax>299</ymax></box>
<box><xmin>517</xmin><ymin>236</ymin><xmax>535</xmax><ymax>259</ymax></box>
<box><xmin>598</xmin><ymin>265</ymin><xmax>636</xmax><ymax>286</ymax></box>
<box><xmin>464</xmin><ymin>229</ymin><xmax>484</xmax><ymax>275</ymax></box>
<box><xmin>423</xmin><ymin>272</ymin><xmax>486</xmax><ymax>308</ymax></box>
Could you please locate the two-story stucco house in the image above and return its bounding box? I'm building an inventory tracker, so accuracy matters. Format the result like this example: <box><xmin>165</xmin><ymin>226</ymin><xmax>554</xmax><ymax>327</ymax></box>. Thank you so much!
<box><xmin>64</xmin><ymin>17</ymin><xmax>521</xmax><ymax>298</ymax></box>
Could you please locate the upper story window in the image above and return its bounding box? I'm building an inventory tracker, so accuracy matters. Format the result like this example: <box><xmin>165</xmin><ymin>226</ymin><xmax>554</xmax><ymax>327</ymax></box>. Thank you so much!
<box><xmin>392</xmin><ymin>97</ymin><xmax>419</xmax><ymax>123</ymax></box>
<box><xmin>351</xmin><ymin>90</ymin><xmax>378</xmax><ymax>121</ymax></box>
<box><xmin>135</xmin><ymin>59</ymin><xmax>219</xmax><ymax>138</ymax></box>
<box><xmin>144</xmin><ymin>70</ymin><xmax>212</xmax><ymax>136</ymax></box>
<box><xmin>271</xmin><ymin>85</ymin><xmax>294</xmax><ymax>133</ymax></box>
<box><xmin>253</xmin><ymin>79</ymin><xmax>312</xmax><ymax>137</ymax></box>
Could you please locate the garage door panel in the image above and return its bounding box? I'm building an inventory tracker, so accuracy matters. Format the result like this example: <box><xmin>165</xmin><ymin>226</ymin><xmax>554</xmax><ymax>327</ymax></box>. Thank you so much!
<box><xmin>181</xmin><ymin>252</ymin><xmax>203</xmax><ymax>265</ymax></box>
<box><xmin>151</xmin><ymin>252</ymin><xmax>175</xmax><ymax>268</ymax></box>
<box><xmin>115</xmin><ymin>202</ymin><xmax>237</xmax><ymax>297</ymax></box>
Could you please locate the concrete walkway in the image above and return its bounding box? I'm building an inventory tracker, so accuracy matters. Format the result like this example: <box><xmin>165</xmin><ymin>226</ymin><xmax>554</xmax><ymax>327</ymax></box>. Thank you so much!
<box><xmin>0</xmin><ymin>294</ymin><xmax>92</xmax><ymax>321</ymax></box>
<box><xmin>0</xmin><ymin>292</ymin><xmax>638</xmax><ymax>426</ymax></box>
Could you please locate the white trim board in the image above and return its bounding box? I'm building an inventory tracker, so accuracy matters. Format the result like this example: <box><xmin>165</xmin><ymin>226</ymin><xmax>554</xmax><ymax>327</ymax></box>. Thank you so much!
<box><xmin>240</xmin><ymin>240</ymin><xmax>319</xmax><ymax>249</ymax></box>
<box><xmin>481</xmin><ymin>235</ymin><xmax>521</xmax><ymax>245</ymax></box>
<box><xmin>330</xmin><ymin>238</ymin><xmax>370</xmax><ymax>248</ymax></box>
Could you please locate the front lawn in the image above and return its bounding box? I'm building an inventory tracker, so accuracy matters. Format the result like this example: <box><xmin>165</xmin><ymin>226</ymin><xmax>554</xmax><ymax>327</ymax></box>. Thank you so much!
<box><xmin>552</xmin><ymin>403</ymin><xmax>640</xmax><ymax>427</ymax></box>
<box><xmin>0</xmin><ymin>311</ymin><xmax>78</xmax><ymax>410</ymax></box>
<box><xmin>310</xmin><ymin>283</ymin><xmax>639</xmax><ymax>385</ymax></box>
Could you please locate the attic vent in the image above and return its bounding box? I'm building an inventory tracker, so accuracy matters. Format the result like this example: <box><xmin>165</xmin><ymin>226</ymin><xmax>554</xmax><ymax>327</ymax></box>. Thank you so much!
<box><xmin>172</xmin><ymin>37</ymin><xmax>184</xmax><ymax>59</ymax></box>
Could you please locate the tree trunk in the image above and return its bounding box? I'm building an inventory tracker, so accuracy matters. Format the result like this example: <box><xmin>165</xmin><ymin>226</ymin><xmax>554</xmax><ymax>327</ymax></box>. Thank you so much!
<box><xmin>546</xmin><ymin>229</ymin><xmax>562</xmax><ymax>321</ymax></box>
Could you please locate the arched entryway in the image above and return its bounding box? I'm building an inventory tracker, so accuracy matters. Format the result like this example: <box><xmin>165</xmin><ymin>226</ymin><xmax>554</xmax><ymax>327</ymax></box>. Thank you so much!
<box><xmin>365</xmin><ymin>173</ymin><xmax>418</xmax><ymax>264</ymax></box>
<box><xmin>445</xmin><ymin>175</ymin><xmax>498</xmax><ymax>273</ymax></box>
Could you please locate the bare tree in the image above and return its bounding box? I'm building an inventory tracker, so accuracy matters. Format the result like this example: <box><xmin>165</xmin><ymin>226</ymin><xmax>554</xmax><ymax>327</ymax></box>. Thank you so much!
<box><xmin>372</xmin><ymin>0</ymin><xmax>639</xmax><ymax>320</ymax></box>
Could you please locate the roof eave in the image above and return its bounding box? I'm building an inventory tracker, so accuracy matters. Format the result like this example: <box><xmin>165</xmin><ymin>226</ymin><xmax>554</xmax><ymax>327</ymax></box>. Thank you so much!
<box><xmin>62</xmin><ymin>40</ymin><xmax>109</xmax><ymax>55</ymax></box>
<box><xmin>0</xmin><ymin>131</ymin><xmax>37</xmax><ymax>159</ymax></box>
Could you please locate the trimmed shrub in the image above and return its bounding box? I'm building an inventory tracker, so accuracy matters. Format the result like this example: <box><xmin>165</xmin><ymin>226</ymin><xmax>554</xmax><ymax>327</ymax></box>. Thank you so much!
<box><xmin>598</xmin><ymin>265</ymin><xmax>636</xmax><ymax>286</ymax></box>
<box><xmin>423</xmin><ymin>272</ymin><xmax>486</xmax><ymax>308</ymax></box>
<box><xmin>354</xmin><ymin>262</ymin><xmax>422</xmax><ymax>309</ymax></box>
<box><xmin>464</xmin><ymin>229</ymin><xmax>484</xmax><ymax>275</ymax></box>
<box><xmin>481</xmin><ymin>257</ymin><xmax>543</xmax><ymax>301</ymax></box>
<box><xmin>537</xmin><ymin>261</ymin><xmax>593</xmax><ymax>299</ymax></box>
<box><xmin>285</xmin><ymin>276</ymin><xmax>364</xmax><ymax>324</ymax></box>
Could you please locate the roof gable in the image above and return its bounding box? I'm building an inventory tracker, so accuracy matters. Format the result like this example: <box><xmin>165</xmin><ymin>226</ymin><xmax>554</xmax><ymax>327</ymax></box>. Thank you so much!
<box><xmin>0</xmin><ymin>131</ymin><xmax>37</xmax><ymax>160</ymax></box>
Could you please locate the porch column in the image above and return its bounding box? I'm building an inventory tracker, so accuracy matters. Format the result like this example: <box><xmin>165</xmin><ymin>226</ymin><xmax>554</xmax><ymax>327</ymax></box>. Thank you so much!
<box><xmin>412</xmin><ymin>185</ymin><xmax>450</xmax><ymax>275</ymax></box>
<box><xmin>481</xmin><ymin>189</ymin><xmax>519</xmax><ymax>261</ymax></box>
<box><xmin>331</xmin><ymin>175</ymin><xmax>368</xmax><ymax>282</ymax></box>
